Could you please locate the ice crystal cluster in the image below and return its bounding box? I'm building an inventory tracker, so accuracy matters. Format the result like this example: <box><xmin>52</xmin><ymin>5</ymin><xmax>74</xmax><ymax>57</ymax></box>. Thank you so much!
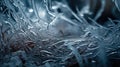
<box><xmin>0</xmin><ymin>0</ymin><xmax>120</xmax><ymax>67</ymax></box>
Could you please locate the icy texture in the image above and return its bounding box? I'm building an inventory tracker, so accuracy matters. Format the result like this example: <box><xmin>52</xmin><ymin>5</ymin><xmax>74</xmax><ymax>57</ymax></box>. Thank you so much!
<box><xmin>114</xmin><ymin>0</ymin><xmax>120</xmax><ymax>12</ymax></box>
<box><xmin>0</xmin><ymin>0</ymin><xmax>120</xmax><ymax>67</ymax></box>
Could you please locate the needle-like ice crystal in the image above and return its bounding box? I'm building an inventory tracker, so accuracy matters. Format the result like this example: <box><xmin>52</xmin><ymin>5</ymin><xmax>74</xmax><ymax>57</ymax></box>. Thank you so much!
<box><xmin>0</xmin><ymin>0</ymin><xmax>120</xmax><ymax>67</ymax></box>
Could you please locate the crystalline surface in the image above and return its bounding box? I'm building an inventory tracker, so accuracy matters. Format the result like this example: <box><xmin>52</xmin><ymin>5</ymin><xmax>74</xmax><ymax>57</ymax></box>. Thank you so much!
<box><xmin>0</xmin><ymin>0</ymin><xmax>120</xmax><ymax>67</ymax></box>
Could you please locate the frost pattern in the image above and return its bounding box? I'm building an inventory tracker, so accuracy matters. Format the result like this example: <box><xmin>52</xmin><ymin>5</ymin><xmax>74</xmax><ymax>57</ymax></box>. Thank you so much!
<box><xmin>0</xmin><ymin>0</ymin><xmax>120</xmax><ymax>67</ymax></box>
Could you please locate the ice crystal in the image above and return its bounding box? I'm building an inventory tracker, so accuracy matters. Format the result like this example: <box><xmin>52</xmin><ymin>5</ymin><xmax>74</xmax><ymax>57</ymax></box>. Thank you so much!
<box><xmin>0</xmin><ymin>0</ymin><xmax>120</xmax><ymax>67</ymax></box>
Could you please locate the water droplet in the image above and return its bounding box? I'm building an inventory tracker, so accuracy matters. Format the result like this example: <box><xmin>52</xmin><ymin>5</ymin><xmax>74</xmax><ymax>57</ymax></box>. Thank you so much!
<box><xmin>28</xmin><ymin>8</ymin><xmax>33</xmax><ymax>13</ymax></box>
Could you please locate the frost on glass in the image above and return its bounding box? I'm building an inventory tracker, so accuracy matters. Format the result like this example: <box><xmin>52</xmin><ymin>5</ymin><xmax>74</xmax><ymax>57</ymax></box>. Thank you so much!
<box><xmin>0</xmin><ymin>0</ymin><xmax>120</xmax><ymax>67</ymax></box>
